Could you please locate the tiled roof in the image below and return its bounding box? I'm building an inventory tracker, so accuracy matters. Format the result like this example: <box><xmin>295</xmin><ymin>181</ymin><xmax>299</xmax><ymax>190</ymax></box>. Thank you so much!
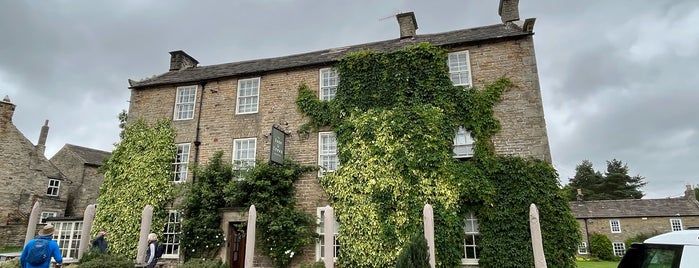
<box><xmin>65</xmin><ymin>144</ymin><xmax>111</xmax><ymax>166</ymax></box>
<box><xmin>129</xmin><ymin>23</ymin><xmax>530</xmax><ymax>89</ymax></box>
<box><xmin>570</xmin><ymin>198</ymin><xmax>699</xmax><ymax>219</ymax></box>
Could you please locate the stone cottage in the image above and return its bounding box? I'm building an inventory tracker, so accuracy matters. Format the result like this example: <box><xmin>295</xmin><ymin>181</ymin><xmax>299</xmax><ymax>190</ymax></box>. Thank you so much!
<box><xmin>0</xmin><ymin>96</ymin><xmax>67</xmax><ymax>247</ymax></box>
<box><xmin>126</xmin><ymin>0</ymin><xmax>549</xmax><ymax>267</ymax></box>
<box><xmin>0</xmin><ymin>96</ymin><xmax>110</xmax><ymax>254</ymax></box>
<box><xmin>570</xmin><ymin>185</ymin><xmax>699</xmax><ymax>258</ymax></box>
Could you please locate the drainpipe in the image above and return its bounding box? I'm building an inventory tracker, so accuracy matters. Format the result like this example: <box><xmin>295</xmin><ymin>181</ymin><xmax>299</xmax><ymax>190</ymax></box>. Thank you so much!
<box><xmin>192</xmin><ymin>81</ymin><xmax>206</xmax><ymax>184</ymax></box>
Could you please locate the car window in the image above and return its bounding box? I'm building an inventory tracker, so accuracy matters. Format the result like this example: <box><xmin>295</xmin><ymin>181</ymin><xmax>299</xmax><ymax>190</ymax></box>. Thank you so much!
<box><xmin>618</xmin><ymin>244</ymin><xmax>682</xmax><ymax>268</ymax></box>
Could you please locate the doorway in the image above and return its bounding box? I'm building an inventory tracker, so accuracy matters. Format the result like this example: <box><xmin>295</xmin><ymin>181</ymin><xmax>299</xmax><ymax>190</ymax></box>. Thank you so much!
<box><xmin>228</xmin><ymin>222</ymin><xmax>246</xmax><ymax>268</ymax></box>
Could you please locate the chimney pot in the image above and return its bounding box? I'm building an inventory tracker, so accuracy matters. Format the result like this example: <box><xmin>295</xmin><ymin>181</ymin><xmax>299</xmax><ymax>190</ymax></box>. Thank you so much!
<box><xmin>498</xmin><ymin>0</ymin><xmax>520</xmax><ymax>23</ymax></box>
<box><xmin>396</xmin><ymin>12</ymin><xmax>418</xmax><ymax>39</ymax></box>
<box><xmin>169</xmin><ymin>50</ymin><xmax>199</xmax><ymax>71</ymax></box>
<box><xmin>1</xmin><ymin>95</ymin><xmax>16</xmax><ymax>124</ymax></box>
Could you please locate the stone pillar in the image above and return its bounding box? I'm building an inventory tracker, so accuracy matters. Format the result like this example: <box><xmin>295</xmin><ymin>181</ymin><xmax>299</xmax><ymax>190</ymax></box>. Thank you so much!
<box><xmin>530</xmin><ymin>204</ymin><xmax>547</xmax><ymax>268</ymax></box>
<box><xmin>323</xmin><ymin>205</ymin><xmax>334</xmax><ymax>268</ymax></box>
<box><xmin>423</xmin><ymin>204</ymin><xmax>435</xmax><ymax>268</ymax></box>
<box><xmin>137</xmin><ymin>205</ymin><xmax>154</xmax><ymax>264</ymax></box>
<box><xmin>24</xmin><ymin>201</ymin><xmax>41</xmax><ymax>245</ymax></box>
<box><xmin>245</xmin><ymin>205</ymin><xmax>257</xmax><ymax>268</ymax></box>
<box><xmin>78</xmin><ymin>204</ymin><xmax>97</xmax><ymax>259</ymax></box>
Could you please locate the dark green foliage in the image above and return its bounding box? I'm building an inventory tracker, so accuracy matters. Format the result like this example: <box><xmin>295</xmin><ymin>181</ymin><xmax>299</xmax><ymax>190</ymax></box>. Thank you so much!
<box><xmin>477</xmin><ymin>156</ymin><xmax>580</xmax><ymax>268</ymax></box>
<box><xmin>223</xmin><ymin>160</ymin><xmax>317</xmax><ymax>268</ymax></box>
<box><xmin>395</xmin><ymin>233</ymin><xmax>430</xmax><ymax>268</ymax></box>
<box><xmin>93</xmin><ymin>118</ymin><xmax>176</xmax><ymax>258</ymax></box>
<box><xmin>624</xmin><ymin>231</ymin><xmax>659</xmax><ymax>247</ymax></box>
<box><xmin>79</xmin><ymin>248</ymin><xmax>104</xmax><ymax>263</ymax></box>
<box><xmin>300</xmin><ymin>262</ymin><xmax>326</xmax><ymax>268</ymax></box>
<box><xmin>77</xmin><ymin>254</ymin><xmax>135</xmax><ymax>268</ymax></box>
<box><xmin>181</xmin><ymin>151</ymin><xmax>232</xmax><ymax>260</ymax></box>
<box><xmin>590</xmin><ymin>233</ymin><xmax>615</xmax><ymax>261</ymax></box>
<box><xmin>179</xmin><ymin>258</ymin><xmax>228</xmax><ymax>268</ymax></box>
<box><xmin>566</xmin><ymin>159</ymin><xmax>646</xmax><ymax>201</ymax></box>
<box><xmin>296</xmin><ymin>43</ymin><xmax>579</xmax><ymax>268</ymax></box>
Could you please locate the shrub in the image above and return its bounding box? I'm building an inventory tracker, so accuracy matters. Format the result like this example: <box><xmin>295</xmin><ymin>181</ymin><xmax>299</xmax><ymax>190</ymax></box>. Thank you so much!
<box><xmin>77</xmin><ymin>254</ymin><xmax>134</xmax><ymax>268</ymax></box>
<box><xmin>79</xmin><ymin>248</ymin><xmax>103</xmax><ymax>263</ymax></box>
<box><xmin>300</xmin><ymin>262</ymin><xmax>325</xmax><ymax>268</ymax></box>
<box><xmin>396</xmin><ymin>233</ymin><xmax>430</xmax><ymax>268</ymax></box>
<box><xmin>589</xmin><ymin>233</ymin><xmax>615</xmax><ymax>261</ymax></box>
<box><xmin>625</xmin><ymin>231</ymin><xmax>659</xmax><ymax>247</ymax></box>
<box><xmin>0</xmin><ymin>258</ymin><xmax>19</xmax><ymax>268</ymax></box>
<box><xmin>179</xmin><ymin>258</ymin><xmax>228</xmax><ymax>268</ymax></box>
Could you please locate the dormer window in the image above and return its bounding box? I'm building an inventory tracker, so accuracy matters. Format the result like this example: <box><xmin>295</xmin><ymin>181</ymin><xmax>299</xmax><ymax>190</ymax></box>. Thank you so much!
<box><xmin>453</xmin><ymin>126</ymin><xmax>474</xmax><ymax>158</ymax></box>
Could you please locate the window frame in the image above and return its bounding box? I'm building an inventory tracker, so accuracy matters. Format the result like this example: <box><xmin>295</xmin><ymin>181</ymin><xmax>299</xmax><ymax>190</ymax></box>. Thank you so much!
<box><xmin>233</xmin><ymin>138</ymin><xmax>257</xmax><ymax>172</ymax></box>
<box><xmin>162</xmin><ymin>210</ymin><xmax>182</xmax><ymax>259</ymax></box>
<box><xmin>447</xmin><ymin>50</ymin><xmax>472</xmax><ymax>88</ymax></box>
<box><xmin>46</xmin><ymin>178</ymin><xmax>60</xmax><ymax>197</ymax></box>
<box><xmin>316</xmin><ymin>207</ymin><xmax>340</xmax><ymax>262</ymax></box>
<box><xmin>236</xmin><ymin>77</ymin><xmax>260</xmax><ymax>114</ymax></box>
<box><xmin>578</xmin><ymin>242</ymin><xmax>588</xmax><ymax>255</ymax></box>
<box><xmin>50</xmin><ymin>220</ymin><xmax>82</xmax><ymax>260</ymax></box>
<box><xmin>173</xmin><ymin>85</ymin><xmax>197</xmax><ymax>120</ymax></box>
<box><xmin>610</xmin><ymin>219</ymin><xmax>621</xmax><ymax>233</ymax></box>
<box><xmin>461</xmin><ymin>211</ymin><xmax>480</xmax><ymax>265</ymax></box>
<box><xmin>40</xmin><ymin>212</ymin><xmax>57</xmax><ymax>224</ymax></box>
<box><xmin>173</xmin><ymin>143</ymin><xmax>190</xmax><ymax>183</ymax></box>
<box><xmin>612</xmin><ymin>242</ymin><xmax>626</xmax><ymax>257</ymax></box>
<box><xmin>319</xmin><ymin>68</ymin><xmax>338</xmax><ymax>101</ymax></box>
<box><xmin>318</xmin><ymin>132</ymin><xmax>338</xmax><ymax>176</ymax></box>
<box><xmin>670</xmin><ymin>218</ymin><xmax>683</xmax><ymax>231</ymax></box>
<box><xmin>453</xmin><ymin>126</ymin><xmax>475</xmax><ymax>158</ymax></box>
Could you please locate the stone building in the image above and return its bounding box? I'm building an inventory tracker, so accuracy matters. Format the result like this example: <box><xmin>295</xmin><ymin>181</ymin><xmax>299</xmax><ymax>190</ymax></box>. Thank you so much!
<box><xmin>127</xmin><ymin>0</ymin><xmax>548</xmax><ymax>267</ymax></box>
<box><xmin>570</xmin><ymin>185</ymin><xmax>699</xmax><ymax>258</ymax></box>
<box><xmin>50</xmin><ymin>144</ymin><xmax>111</xmax><ymax>217</ymax></box>
<box><xmin>0</xmin><ymin>96</ymin><xmax>68</xmax><ymax>248</ymax></box>
<box><xmin>0</xmin><ymin>96</ymin><xmax>110</xmax><ymax>251</ymax></box>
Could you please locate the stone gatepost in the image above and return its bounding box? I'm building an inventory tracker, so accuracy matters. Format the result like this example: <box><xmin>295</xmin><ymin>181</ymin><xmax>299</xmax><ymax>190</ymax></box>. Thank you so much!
<box><xmin>78</xmin><ymin>204</ymin><xmax>97</xmax><ymax>259</ymax></box>
<box><xmin>136</xmin><ymin>205</ymin><xmax>154</xmax><ymax>264</ymax></box>
<box><xmin>24</xmin><ymin>202</ymin><xmax>41</xmax><ymax>245</ymax></box>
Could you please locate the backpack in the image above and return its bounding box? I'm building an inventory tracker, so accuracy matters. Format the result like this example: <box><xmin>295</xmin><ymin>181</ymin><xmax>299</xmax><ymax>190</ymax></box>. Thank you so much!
<box><xmin>155</xmin><ymin>243</ymin><xmax>165</xmax><ymax>258</ymax></box>
<box><xmin>27</xmin><ymin>238</ymin><xmax>50</xmax><ymax>265</ymax></box>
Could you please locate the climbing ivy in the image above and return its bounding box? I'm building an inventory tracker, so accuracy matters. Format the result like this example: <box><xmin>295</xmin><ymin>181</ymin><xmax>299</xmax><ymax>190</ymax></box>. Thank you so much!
<box><xmin>223</xmin><ymin>159</ymin><xmax>317</xmax><ymax>268</ymax></box>
<box><xmin>93</xmin><ymin>118</ymin><xmax>176</xmax><ymax>258</ymax></box>
<box><xmin>181</xmin><ymin>151</ymin><xmax>231</xmax><ymax>260</ymax></box>
<box><xmin>297</xmin><ymin>43</ymin><xmax>579</xmax><ymax>267</ymax></box>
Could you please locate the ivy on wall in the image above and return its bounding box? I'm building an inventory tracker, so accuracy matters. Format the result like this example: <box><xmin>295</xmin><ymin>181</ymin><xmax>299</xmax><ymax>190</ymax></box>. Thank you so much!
<box><xmin>297</xmin><ymin>43</ymin><xmax>579</xmax><ymax>268</ymax></box>
<box><xmin>223</xmin><ymin>159</ymin><xmax>318</xmax><ymax>268</ymax></box>
<box><xmin>93</xmin><ymin>118</ymin><xmax>176</xmax><ymax>258</ymax></box>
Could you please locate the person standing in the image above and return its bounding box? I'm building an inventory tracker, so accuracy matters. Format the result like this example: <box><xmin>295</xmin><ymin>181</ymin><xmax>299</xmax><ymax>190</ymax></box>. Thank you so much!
<box><xmin>20</xmin><ymin>224</ymin><xmax>63</xmax><ymax>268</ymax></box>
<box><xmin>145</xmin><ymin>233</ymin><xmax>160</xmax><ymax>268</ymax></box>
<box><xmin>91</xmin><ymin>230</ymin><xmax>108</xmax><ymax>253</ymax></box>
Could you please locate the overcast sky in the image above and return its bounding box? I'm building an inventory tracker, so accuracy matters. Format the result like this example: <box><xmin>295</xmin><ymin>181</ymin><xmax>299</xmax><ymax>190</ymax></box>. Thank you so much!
<box><xmin>1</xmin><ymin>0</ymin><xmax>697</xmax><ymax>199</ymax></box>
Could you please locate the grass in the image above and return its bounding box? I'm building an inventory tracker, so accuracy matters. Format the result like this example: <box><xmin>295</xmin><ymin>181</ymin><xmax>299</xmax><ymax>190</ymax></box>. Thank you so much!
<box><xmin>0</xmin><ymin>246</ymin><xmax>22</xmax><ymax>253</ymax></box>
<box><xmin>576</xmin><ymin>260</ymin><xmax>619</xmax><ymax>268</ymax></box>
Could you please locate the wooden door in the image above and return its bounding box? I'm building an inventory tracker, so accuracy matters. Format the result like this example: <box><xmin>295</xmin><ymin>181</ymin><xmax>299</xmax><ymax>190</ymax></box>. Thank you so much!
<box><xmin>228</xmin><ymin>223</ymin><xmax>246</xmax><ymax>268</ymax></box>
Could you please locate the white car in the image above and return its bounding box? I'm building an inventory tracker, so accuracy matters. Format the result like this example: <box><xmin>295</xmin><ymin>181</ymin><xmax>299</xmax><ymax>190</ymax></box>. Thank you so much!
<box><xmin>618</xmin><ymin>229</ymin><xmax>699</xmax><ymax>268</ymax></box>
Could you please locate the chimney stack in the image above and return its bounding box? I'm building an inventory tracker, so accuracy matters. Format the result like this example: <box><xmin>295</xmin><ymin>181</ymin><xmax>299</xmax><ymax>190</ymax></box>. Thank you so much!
<box><xmin>685</xmin><ymin>184</ymin><xmax>696</xmax><ymax>201</ymax></box>
<box><xmin>36</xmin><ymin>120</ymin><xmax>49</xmax><ymax>156</ymax></box>
<box><xmin>498</xmin><ymin>0</ymin><xmax>520</xmax><ymax>23</ymax></box>
<box><xmin>396</xmin><ymin>12</ymin><xmax>418</xmax><ymax>39</ymax></box>
<box><xmin>1</xmin><ymin>95</ymin><xmax>16</xmax><ymax>125</ymax></box>
<box><xmin>576</xmin><ymin>189</ymin><xmax>584</xmax><ymax>202</ymax></box>
<box><xmin>169</xmin><ymin>50</ymin><xmax>199</xmax><ymax>71</ymax></box>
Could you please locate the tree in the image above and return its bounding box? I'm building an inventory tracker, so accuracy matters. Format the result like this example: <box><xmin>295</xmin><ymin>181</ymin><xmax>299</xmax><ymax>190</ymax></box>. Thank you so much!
<box><xmin>566</xmin><ymin>159</ymin><xmax>646</xmax><ymax>201</ymax></box>
<box><xmin>93</xmin><ymin>118</ymin><xmax>177</xmax><ymax>258</ymax></box>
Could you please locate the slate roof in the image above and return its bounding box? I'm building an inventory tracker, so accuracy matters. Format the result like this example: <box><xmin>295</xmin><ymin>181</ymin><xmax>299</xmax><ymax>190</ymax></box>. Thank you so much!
<box><xmin>64</xmin><ymin>144</ymin><xmax>111</xmax><ymax>166</ymax></box>
<box><xmin>129</xmin><ymin>22</ymin><xmax>530</xmax><ymax>89</ymax></box>
<box><xmin>570</xmin><ymin>198</ymin><xmax>699</xmax><ymax>219</ymax></box>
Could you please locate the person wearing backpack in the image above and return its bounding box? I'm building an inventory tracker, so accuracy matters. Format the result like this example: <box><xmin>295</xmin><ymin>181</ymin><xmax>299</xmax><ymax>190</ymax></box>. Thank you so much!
<box><xmin>20</xmin><ymin>224</ymin><xmax>63</xmax><ymax>268</ymax></box>
<box><xmin>145</xmin><ymin>233</ymin><xmax>164</xmax><ymax>268</ymax></box>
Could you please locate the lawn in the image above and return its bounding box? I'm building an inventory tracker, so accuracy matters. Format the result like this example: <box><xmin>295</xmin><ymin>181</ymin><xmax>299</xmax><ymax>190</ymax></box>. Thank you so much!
<box><xmin>0</xmin><ymin>247</ymin><xmax>21</xmax><ymax>254</ymax></box>
<box><xmin>576</xmin><ymin>260</ymin><xmax>619</xmax><ymax>268</ymax></box>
